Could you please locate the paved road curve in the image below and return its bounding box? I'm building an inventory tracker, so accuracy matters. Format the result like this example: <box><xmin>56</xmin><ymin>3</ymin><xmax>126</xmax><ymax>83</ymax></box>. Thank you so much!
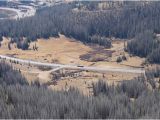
<box><xmin>0</xmin><ymin>55</ymin><xmax>145</xmax><ymax>74</ymax></box>
<box><xmin>0</xmin><ymin>6</ymin><xmax>36</xmax><ymax>20</ymax></box>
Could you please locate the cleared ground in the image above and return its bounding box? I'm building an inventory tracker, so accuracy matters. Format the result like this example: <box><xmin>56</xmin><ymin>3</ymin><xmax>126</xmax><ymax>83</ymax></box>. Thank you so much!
<box><xmin>0</xmin><ymin>35</ymin><xmax>92</xmax><ymax>66</ymax></box>
<box><xmin>49</xmin><ymin>70</ymin><xmax>140</xmax><ymax>95</ymax></box>
<box><xmin>6</xmin><ymin>61</ymin><xmax>140</xmax><ymax>95</ymax></box>
<box><xmin>0</xmin><ymin>35</ymin><xmax>145</xmax><ymax>67</ymax></box>
<box><xmin>0</xmin><ymin>35</ymin><xmax>145</xmax><ymax>94</ymax></box>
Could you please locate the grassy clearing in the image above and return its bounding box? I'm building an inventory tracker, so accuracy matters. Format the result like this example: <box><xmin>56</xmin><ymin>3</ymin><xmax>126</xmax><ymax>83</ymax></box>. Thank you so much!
<box><xmin>0</xmin><ymin>35</ymin><xmax>145</xmax><ymax>94</ymax></box>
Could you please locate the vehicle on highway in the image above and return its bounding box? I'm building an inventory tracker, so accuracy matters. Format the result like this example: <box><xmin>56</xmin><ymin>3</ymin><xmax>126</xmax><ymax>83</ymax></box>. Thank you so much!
<box><xmin>77</xmin><ymin>65</ymin><xmax>84</xmax><ymax>67</ymax></box>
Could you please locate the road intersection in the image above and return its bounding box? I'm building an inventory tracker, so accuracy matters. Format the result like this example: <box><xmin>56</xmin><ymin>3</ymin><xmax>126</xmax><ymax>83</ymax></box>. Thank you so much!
<box><xmin>0</xmin><ymin>55</ymin><xmax>145</xmax><ymax>74</ymax></box>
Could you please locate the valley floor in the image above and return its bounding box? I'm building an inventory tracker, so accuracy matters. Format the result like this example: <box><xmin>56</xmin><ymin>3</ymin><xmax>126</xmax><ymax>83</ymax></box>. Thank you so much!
<box><xmin>0</xmin><ymin>35</ymin><xmax>145</xmax><ymax>94</ymax></box>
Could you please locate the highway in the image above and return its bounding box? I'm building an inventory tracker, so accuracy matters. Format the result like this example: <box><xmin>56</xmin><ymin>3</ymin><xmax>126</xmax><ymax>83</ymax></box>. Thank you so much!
<box><xmin>0</xmin><ymin>7</ymin><xmax>21</xmax><ymax>20</ymax></box>
<box><xmin>0</xmin><ymin>55</ymin><xmax>145</xmax><ymax>74</ymax></box>
<box><xmin>0</xmin><ymin>6</ymin><xmax>36</xmax><ymax>20</ymax></box>
<box><xmin>0</xmin><ymin>1</ymin><xmax>64</xmax><ymax>20</ymax></box>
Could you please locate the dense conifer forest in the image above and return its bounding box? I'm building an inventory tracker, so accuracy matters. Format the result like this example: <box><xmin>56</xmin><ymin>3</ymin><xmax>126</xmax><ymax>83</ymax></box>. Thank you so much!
<box><xmin>1</xmin><ymin>1</ymin><xmax>160</xmax><ymax>119</ymax></box>
<box><xmin>0</xmin><ymin>1</ymin><xmax>160</xmax><ymax>63</ymax></box>
<box><xmin>127</xmin><ymin>30</ymin><xmax>160</xmax><ymax>64</ymax></box>
<box><xmin>0</xmin><ymin>62</ymin><xmax>159</xmax><ymax>119</ymax></box>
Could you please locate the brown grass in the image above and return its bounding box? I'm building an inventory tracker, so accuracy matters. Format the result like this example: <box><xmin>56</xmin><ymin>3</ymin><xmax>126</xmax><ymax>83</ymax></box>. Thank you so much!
<box><xmin>0</xmin><ymin>36</ymin><xmax>145</xmax><ymax>94</ymax></box>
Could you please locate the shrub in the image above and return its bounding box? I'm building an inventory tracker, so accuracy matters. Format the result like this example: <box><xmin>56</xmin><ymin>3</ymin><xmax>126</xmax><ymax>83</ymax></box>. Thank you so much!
<box><xmin>116</xmin><ymin>57</ymin><xmax>122</xmax><ymax>63</ymax></box>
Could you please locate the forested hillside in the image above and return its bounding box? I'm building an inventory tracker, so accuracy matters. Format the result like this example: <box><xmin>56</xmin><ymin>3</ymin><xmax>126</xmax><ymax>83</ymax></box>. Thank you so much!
<box><xmin>127</xmin><ymin>30</ymin><xmax>160</xmax><ymax>63</ymax></box>
<box><xmin>0</xmin><ymin>2</ymin><xmax>160</xmax><ymax>48</ymax></box>
<box><xmin>0</xmin><ymin>62</ymin><xmax>160</xmax><ymax>118</ymax></box>
<box><xmin>1</xmin><ymin>1</ymin><xmax>160</xmax><ymax>119</ymax></box>
<box><xmin>0</xmin><ymin>1</ymin><xmax>160</xmax><ymax>63</ymax></box>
